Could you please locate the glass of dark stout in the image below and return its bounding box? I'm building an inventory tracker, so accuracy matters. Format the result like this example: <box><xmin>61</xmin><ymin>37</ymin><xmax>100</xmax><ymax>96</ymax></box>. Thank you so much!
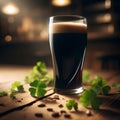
<box><xmin>49</xmin><ymin>15</ymin><xmax>87</xmax><ymax>94</ymax></box>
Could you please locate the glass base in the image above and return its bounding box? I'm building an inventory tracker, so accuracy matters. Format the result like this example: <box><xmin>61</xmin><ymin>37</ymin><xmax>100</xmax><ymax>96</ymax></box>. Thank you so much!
<box><xmin>54</xmin><ymin>87</ymin><xmax>83</xmax><ymax>95</ymax></box>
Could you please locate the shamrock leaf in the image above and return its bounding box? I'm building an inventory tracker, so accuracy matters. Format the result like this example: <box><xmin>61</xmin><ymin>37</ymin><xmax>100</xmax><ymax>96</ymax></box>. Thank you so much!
<box><xmin>66</xmin><ymin>99</ymin><xmax>78</xmax><ymax>111</ymax></box>
<box><xmin>29</xmin><ymin>80</ymin><xmax>47</xmax><ymax>98</ymax></box>
<box><xmin>11</xmin><ymin>81</ymin><xmax>24</xmax><ymax>93</ymax></box>
<box><xmin>79</xmin><ymin>88</ymin><xmax>102</xmax><ymax>110</ymax></box>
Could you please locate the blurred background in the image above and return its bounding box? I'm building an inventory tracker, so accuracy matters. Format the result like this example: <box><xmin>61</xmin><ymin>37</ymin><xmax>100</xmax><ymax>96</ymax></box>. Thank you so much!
<box><xmin>0</xmin><ymin>0</ymin><xmax>120</xmax><ymax>70</ymax></box>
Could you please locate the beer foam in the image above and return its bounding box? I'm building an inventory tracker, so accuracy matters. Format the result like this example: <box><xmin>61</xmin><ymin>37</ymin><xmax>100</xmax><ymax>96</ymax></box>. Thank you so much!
<box><xmin>51</xmin><ymin>22</ymin><xmax>87</xmax><ymax>33</ymax></box>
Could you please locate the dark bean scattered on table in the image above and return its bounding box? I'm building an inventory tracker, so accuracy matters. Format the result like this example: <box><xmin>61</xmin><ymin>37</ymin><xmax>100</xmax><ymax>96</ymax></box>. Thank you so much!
<box><xmin>52</xmin><ymin>112</ymin><xmax>60</xmax><ymax>118</ymax></box>
<box><xmin>38</xmin><ymin>103</ymin><xmax>46</xmax><ymax>107</ymax></box>
<box><xmin>60</xmin><ymin>110</ymin><xmax>67</xmax><ymax>114</ymax></box>
<box><xmin>35</xmin><ymin>113</ymin><xmax>43</xmax><ymax>118</ymax></box>
<box><xmin>47</xmin><ymin>108</ymin><xmax>54</xmax><ymax>112</ymax></box>
<box><xmin>58</xmin><ymin>104</ymin><xmax>64</xmax><ymax>108</ymax></box>
<box><xmin>64</xmin><ymin>113</ymin><xmax>71</xmax><ymax>119</ymax></box>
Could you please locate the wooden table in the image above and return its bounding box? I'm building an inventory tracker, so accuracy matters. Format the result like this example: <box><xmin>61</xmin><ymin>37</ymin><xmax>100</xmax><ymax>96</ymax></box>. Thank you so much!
<box><xmin>0</xmin><ymin>65</ymin><xmax>120</xmax><ymax>120</ymax></box>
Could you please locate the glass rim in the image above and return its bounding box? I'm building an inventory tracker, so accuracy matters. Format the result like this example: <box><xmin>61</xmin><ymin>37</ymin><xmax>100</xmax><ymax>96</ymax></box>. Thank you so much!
<box><xmin>50</xmin><ymin>15</ymin><xmax>86</xmax><ymax>22</ymax></box>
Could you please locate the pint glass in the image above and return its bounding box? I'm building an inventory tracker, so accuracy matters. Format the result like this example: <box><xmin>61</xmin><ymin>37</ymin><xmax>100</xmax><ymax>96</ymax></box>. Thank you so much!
<box><xmin>49</xmin><ymin>15</ymin><xmax>87</xmax><ymax>94</ymax></box>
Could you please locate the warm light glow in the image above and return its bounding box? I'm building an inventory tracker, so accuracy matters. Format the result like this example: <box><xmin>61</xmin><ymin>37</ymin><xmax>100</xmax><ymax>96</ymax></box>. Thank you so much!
<box><xmin>96</xmin><ymin>14</ymin><xmax>112</xmax><ymax>23</ymax></box>
<box><xmin>104</xmin><ymin>14</ymin><xmax>111</xmax><ymax>22</ymax></box>
<box><xmin>2</xmin><ymin>3</ymin><xmax>19</xmax><ymax>15</ymax></box>
<box><xmin>105</xmin><ymin>0</ymin><xmax>111</xmax><ymax>9</ymax></box>
<box><xmin>5</xmin><ymin>35</ymin><xmax>12</xmax><ymax>42</ymax></box>
<box><xmin>108</xmin><ymin>25</ymin><xmax>114</xmax><ymax>33</ymax></box>
<box><xmin>22</xmin><ymin>17</ymin><xmax>33</xmax><ymax>32</ymax></box>
<box><xmin>52</xmin><ymin>0</ymin><xmax>71</xmax><ymax>7</ymax></box>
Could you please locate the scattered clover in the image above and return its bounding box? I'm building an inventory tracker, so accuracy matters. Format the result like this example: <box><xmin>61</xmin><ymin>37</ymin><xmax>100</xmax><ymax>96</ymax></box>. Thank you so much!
<box><xmin>0</xmin><ymin>91</ymin><xmax>8</xmax><ymax>97</ymax></box>
<box><xmin>79</xmin><ymin>88</ymin><xmax>102</xmax><ymax>110</ymax></box>
<box><xmin>11</xmin><ymin>81</ymin><xmax>24</xmax><ymax>93</ymax></box>
<box><xmin>91</xmin><ymin>75</ymin><xmax>111</xmax><ymax>95</ymax></box>
<box><xmin>79</xmin><ymin>74</ymin><xmax>111</xmax><ymax>110</ymax></box>
<box><xmin>1</xmin><ymin>61</ymin><xmax>120</xmax><ymax>112</ymax></box>
<box><xmin>24</xmin><ymin>61</ymin><xmax>53</xmax><ymax>86</ymax></box>
<box><xmin>66</xmin><ymin>99</ymin><xmax>78</xmax><ymax>111</ymax></box>
<box><xmin>10</xmin><ymin>92</ymin><xmax>16</xmax><ymax>99</ymax></box>
<box><xmin>10</xmin><ymin>81</ymin><xmax>24</xmax><ymax>99</ymax></box>
<box><xmin>29</xmin><ymin>80</ymin><xmax>47</xmax><ymax>98</ymax></box>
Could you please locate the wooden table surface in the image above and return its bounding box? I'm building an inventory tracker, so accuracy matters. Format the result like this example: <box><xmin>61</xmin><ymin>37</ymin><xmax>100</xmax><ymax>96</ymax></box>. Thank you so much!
<box><xmin>0</xmin><ymin>65</ymin><xmax>120</xmax><ymax>120</ymax></box>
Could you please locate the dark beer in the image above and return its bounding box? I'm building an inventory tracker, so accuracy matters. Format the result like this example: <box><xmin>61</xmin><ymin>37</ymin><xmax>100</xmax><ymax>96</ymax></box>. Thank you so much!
<box><xmin>49</xmin><ymin>22</ymin><xmax>87</xmax><ymax>94</ymax></box>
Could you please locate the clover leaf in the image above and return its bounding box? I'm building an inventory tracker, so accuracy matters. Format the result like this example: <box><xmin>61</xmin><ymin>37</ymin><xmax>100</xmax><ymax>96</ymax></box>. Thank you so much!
<box><xmin>29</xmin><ymin>80</ymin><xmax>47</xmax><ymax>98</ymax></box>
<box><xmin>66</xmin><ymin>99</ymin><xmax>78</xmax><ymax>111</ymax></box>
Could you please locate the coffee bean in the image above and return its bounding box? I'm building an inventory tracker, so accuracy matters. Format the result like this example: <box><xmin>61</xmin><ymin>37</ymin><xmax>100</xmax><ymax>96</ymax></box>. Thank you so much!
<box><xmin>58</xmin><ymin>104</ymin><xmax>63</xmax><ymax>108</ymax></box>
<box><xmin>17</xmin><ymin>100</ymin><xmax>22</xmax><ymax>103</ymax></box>
<box><xmin>52</xmin><ymin>112</ymin><xmax>60</xmax><ymax>118</ymax></box>
<box><xmin>60</xmin><ymin>110</ymin><xmax>67</xmax><ymax>114</ymax></box>
<box><xmin>47</xmin><ymin>108</ymin><xmax>53</xmax><ymax>112</ymax></box>
<box><xmin>35</xmin><ymin>113</ymin><xmax>43</xmax><ymax>118</ymax></box>
<box><xmin>38</xmin><ymin>103</ymin><xmax>46</xmax><ymax>107</ymax></box>
<box><xmin>64</xmin><ymin>113</ymin><xmax>71</xmax><ymax>118</ymax></box>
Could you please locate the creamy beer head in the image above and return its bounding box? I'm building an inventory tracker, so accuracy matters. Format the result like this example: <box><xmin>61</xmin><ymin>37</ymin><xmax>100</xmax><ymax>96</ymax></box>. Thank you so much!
<box><xmin>51</xmin><ymin>22</ymin><xmax>87</xmax><ymax>34</ymax></box>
